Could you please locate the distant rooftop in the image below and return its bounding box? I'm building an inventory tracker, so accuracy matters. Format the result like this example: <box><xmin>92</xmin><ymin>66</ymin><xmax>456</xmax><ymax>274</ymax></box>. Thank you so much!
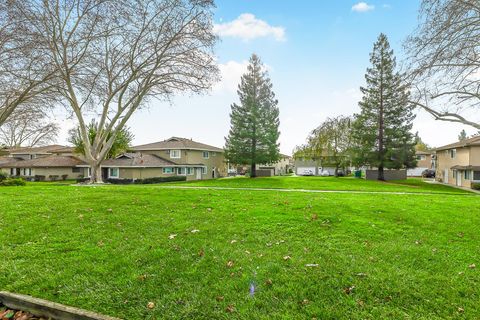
<box><xmin>8</xmin><ymin>145</ymin><xmax>69</xmax><ymax>155</ymax></box>
<box><xmin>435</xmin><ymin>135</ymin><xmax>480</xmax><ymax>151</ymax></box>
<box><xmin>131</xmin><ymin>137</ymin><xmax>224</xmax><ymax>153</ymax></box>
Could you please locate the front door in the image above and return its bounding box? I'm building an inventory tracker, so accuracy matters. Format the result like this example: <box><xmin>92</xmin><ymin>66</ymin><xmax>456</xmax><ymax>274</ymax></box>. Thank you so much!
<box><xmin>196</xmin><ymin>168</ymin><xmax>202</xmax><ymax>180</ymax></box>
<box><xmin>444</xmin><ymin>169</ymin><xmax>449</xmax><ymax>184</ymax></box>
<box><xmin>456</xmin><ymin>171</ymin><xmax>462</xmax><ymax>186</ymax></box>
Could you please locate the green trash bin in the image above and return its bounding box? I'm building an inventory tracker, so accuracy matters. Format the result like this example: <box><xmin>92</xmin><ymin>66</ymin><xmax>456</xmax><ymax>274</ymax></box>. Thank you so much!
<box><xmin>354</xmin><ymin>170</ymin><xmax>362</xmax><ymax>178</ymax></box>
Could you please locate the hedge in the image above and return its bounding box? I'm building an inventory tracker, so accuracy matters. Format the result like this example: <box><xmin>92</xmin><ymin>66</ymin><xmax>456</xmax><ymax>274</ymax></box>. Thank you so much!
<box><xmin>106</xmin><ymin>176</ymin><xmax>187</xmax><ymax>185</ymax></box>
<box><xmin>0</xmin><ymin>178</ymin><xmax>26</xmax><ymax>186</ymax></box>
<box><xmin>472</xmin><ymin>183</ymin><xmax>480</xmax><ymax>190</ymax></box>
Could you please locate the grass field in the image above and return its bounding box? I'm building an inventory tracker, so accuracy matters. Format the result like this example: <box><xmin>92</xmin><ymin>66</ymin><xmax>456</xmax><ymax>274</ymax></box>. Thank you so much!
<box><xmin>1</xmin><ymin>177</ymin><xmax>479</xmax><ymax>319</ymax></box>
<box><xmin>170</xmin><ymin>176</ymin><xmax>471</xmax><ymax>194</ymax></box>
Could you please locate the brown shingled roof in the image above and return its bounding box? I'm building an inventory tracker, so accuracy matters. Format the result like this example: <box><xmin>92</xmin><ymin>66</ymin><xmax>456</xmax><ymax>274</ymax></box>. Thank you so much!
<box><xmin>101</xmin><ymin>153</ymin><xmax>177</xmax><ymax>167</ymax></box>
<box><xmin>0</xmin><ymin>156</ymin><xmax>22</xmax><ymax>166</ymax></box>
<box><xmin>8</xmin><ymin>145</ymin><xmax>69</xmax><ymax>155</ymax></box>
<box><xmin>5</xmin><ymin>155</ymin><xmax>86</xmax><ymax>168</ymax></box>
<box><xmin>435</xmin><ymin>136</ymin><xmax>480</xmax><ymax>151</ymax></box>
<box><xmin>131</xmin><ymin>137</ymin><xmax>224</xmax><ymax>153</ymax></box>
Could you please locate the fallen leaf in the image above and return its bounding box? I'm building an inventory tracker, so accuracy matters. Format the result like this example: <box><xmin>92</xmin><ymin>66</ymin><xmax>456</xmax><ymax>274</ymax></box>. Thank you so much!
<box><xmin>343</xmin><ymin>285</ymin><xmax>355</xmax><ymax>295</ymax></box>
<box><xmin>147</xmin><ymin>302</ymin><xmax>155</xmax><ymax>309</ymax></box>
<box><xmin>225</xmin><ymin>305</ymin><xmax>235</xmax><ymax>313</ymax></box>
<box><xmin>305</xmin><ymin>264</ymin><xmax>319</xmax><ymax>267</ymax></box>
<box><xmin>355</xmin><ymin>273</ymin><xmax>367</xmax><ymax>277</ymax></box>
<box><xmin>78</xmin><ymin>214</ymin><xmax>84</xmax><ymax>219</ymax></box>
<box><xmin>357</xmin><ymin>299</ymin><xmax>365</xmax><ymax>307</ymax></box>
<box><xmin>415</xmin><ymin>240</ymin><xmax>421</xmax><ymax>245</ymax></box>
<box><xmin>469</xmin><ymin>263</ymin><xmax>476</xmax><ymax>269</ymax></box>
<box><xmin>216</xmin><ymin>296</ymin><xmax>224</xmax><ymax>302</ymax></box>
<box><xmin>207</xmin><ymin>208</ymin><xmax>212</xmax><ymax>212</ymax></box>
<box><xmin>107</xmin><ymin>208</ymin><xmax>113</xmax><ymax>212</ymax></box>
<box><xmin>458</xmin><ymin>307</ymin><xmax>465</xmax><ymax>313</ymax></box>
<box><xmin>458</xmin><ymin>271</ymin><xmax>465</xmax><ymax>275</ymax></box>
<box><xmin>244</xmin><ymin>250</ymin><xmax>251</xmax><ymax>254</ymax></box>
<box><xmin>301</xmin><ymin>299</ymin><xmax>309</xmax><ymax>305</ymax></box>
<box><xmin>458</xmin><ymin>232</ymin><xmax>464</xmax><ymax>238</ymax></box>
<box><xmin>191</xmin><ymin>229</ymin><xmax>200</xmax><ymax>233</ymax></box>
<box><xmin>311</xmin><ymin>213</ymin><xmax>318</xmax><ymax>221</ymax></box>
<box><xmin>168</xmin><ymin>234</ymin><xmax>177</xmax><ymax>240</ymax></box>
<box><xmin>198</xmin><ymin>249</ymin><xmax>205</xmax><ymax>257</ymax></box>
<box><xmin>97</xmin><ymin>240</ymin><xmax>104</xmax><ymax>247</ymax></box>
<box><xmin>283</xmin><ymin>255</ymin><xmax>291</xmax><ymax>261</ymax></box>
<box><xmin>230</xmin><ymin>240</ymin><xmax>237</xmax><ymax>244</ymax></box>
<box><xmin>384</xmin><ymin>295</ymin><xmax>392</xmax><ymax>302</ymax></box>
<box><xmin>226</xmin><ymin>260</ymin><xmax>234</xmax><ymax>268</ymax></box>
<box><xmin>265</xmin><ymin>279</ymin><xmax>273</xmax><ymax>286</ymax></box>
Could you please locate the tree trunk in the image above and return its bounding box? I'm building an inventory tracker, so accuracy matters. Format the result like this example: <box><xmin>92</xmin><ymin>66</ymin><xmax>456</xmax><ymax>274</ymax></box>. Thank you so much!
<box><xmin>335</xmin><ymin>165</ymin><xmax>339</xmax><ymax>177</ymax></box>
<box><xmin>89</xmin><ymin>162</ymin><xmax>103</xmax><ymax>184</ymax></box>
<box><xmin>250</xmin><ymin>163</ymin><xmax>257</xmax><ymax>178</ymax></box>
<box><xmin>378</xmin><ymin>166</ymin><xmax>385</xmax><ymax>181</ymax></box>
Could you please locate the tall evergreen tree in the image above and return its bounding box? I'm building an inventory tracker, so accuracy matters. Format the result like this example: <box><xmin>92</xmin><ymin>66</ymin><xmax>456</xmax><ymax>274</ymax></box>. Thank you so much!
<box><xmin>225</xmin><ymin>54</ymin><xmax>280</xmax><ymax>178</ymax></box>
<box><xmin>352</xmin><ymin>34</ymin><xmax>416</xmax><ymax>180</ymax></box>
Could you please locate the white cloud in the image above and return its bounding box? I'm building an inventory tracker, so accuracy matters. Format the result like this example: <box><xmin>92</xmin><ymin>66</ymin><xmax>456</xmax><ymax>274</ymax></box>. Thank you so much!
<box><xmin>213</xmin><ymin>13</ymin><xmax>286</xmax><ymax>42</ymax></box>
<box><xmin>351</xmin><ymin>2</ymin><xmax>375</xmax><ymax>12</ymax></box>
<box><xmin>214</xmin><ymin>60</ymin><xmax>249</xmax><ymax>93</ymax></box>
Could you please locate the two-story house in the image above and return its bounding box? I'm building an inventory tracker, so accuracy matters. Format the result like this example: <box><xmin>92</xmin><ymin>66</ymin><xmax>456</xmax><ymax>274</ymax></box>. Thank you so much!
<box><xmin>435</xmin><ymin>135</ymin><xmax>480</xmax><ymax>188</ymax></box>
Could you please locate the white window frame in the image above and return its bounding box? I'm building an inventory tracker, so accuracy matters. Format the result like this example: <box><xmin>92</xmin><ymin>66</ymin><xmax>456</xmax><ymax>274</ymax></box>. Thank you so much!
<box><xmin>170</xmin><ymin>150</ymin><xmax>181</xmax><ymax>159</ymax></box>
<box><xmin>201</xmin><ymin>166</ymin><xmax>207</xmax><ymax>174</ymax></box>
<box><xmin>187</xmin><ymin>167</ymin><xmax>194</xmax><ymax>175</ymax></box>
<box><xmin>202</xmin><ymin>151</ymin><xmax>210</xmax><ymax>159</ymax></box>
<box><xmin>450</xmin><ymin>149</ymin><xmax>456</xmax><ymax>159</ymax></box>
<box><xmin>162</xmin><ymin>167</ymin><xmax>174</xmax><ymax>174</ymax></box>
<box><xmin>108</xmin><ymin>167</ymin><xmax>119</xmax><ymax>179</ymax></box>
<box><xmin>464</xmin><ymin>170</ymin><xmax>472</xmax><ymax>180</ymax></box>
<box><xmin>86</xmin><ymin>167</ymin><xmax>92</xmax><ymax>178</ymax></box>
<box><xmin>177</xmin><ymin>167</ymin><xmax>186</xmax><ymax>175</ymax></box>
<box><xmin>22</xmin><ymin>168</ymin><xmax>32</xmax><ymax>176</ymax></box>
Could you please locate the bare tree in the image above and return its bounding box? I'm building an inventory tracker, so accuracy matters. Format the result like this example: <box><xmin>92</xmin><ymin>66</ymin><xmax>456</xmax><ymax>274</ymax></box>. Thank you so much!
<box><xmin>0</xmin><ymin>2</ymin><xmax>57</xmax><ymax>126</ymax></box>
<box><xmin>405</xmin><ymin>0</ymin><xmax>480</xmax><ymax>130</ymax></box>
<box><xmin>14</xmin><ymin>0</ymin><xmax>219</xmax><ymax>183</ymax></box>
<box><xmin>0</xmin><ymin>107</ymin><xmax>59</xmax><ymax>148</ymax></box>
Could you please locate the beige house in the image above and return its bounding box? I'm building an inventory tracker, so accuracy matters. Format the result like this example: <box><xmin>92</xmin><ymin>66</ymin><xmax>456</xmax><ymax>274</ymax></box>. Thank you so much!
<box><xmin>128</xmin><ymin>137</ymin><xmax>226</xmax><ymax>180</ymax></box>
<box><xmin>407</xmin><ymin>150</ymin><xmax>435</xmax><ymax>176</ymax></box>
<box><xmin>0</xmin><ymin>137</ymin><xmax>226</xmax><ymax>182</ymax></box>
<box><xmin>435</xmin><ymin>136</ymin><xmax>480</xmax><ymax>188</ymax></box>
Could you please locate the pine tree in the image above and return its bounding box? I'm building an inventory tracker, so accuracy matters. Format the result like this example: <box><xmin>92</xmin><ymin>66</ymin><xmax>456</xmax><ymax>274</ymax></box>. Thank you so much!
<box><xmin>224</xmin><ymin>54</ymin><xmax>280</xmax><ymax>178</ymax></box>
<box><xmin>458</xmin><ymin>129</ymin><xmax>467</xmax><ymax>141</ymax></box>
<box><xmin>352</xmin><ymin>34</ymin><xmax>416</xmax><ymax>180</ymax></box>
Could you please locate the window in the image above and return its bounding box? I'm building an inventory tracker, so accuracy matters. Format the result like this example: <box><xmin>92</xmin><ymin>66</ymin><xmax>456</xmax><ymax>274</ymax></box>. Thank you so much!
<box><xmin>464</xmin><ymin>170</ymin><xmax>472</xmax><ymax>180</ymax></box>
<box><xmin>201</xmin><ymin>167</ymin><xmax>207</xmax><ymax>174</ymax></box>
<box><xmin>177</xmin><ymin>167</ymin><xmax>186</xmax><ymax>175</ymax></box>
<box><xmin>163</xmin><ymin>167</ymin><xmax>174</xmax><ymax>174</ymax></box>
<box><xmin>416</xmin><ymin>155</ymin><xmax>426</xmax><ymax>161</ymax></box>
<box><xmin>187</xmin><ymin>167</ymin><xmax>194</xmax><ymax>175</ymax></box>
<box><xmin>22</xmin><ymin>168</ymin><xmax>32</xmax><ymax>176</ymax></box>
<box><xmin>202</xmin><ymin>151</ymin><xmax>210</xmax><ymax>159</ymax></box>
<box><xmin>10</xmin><ymin>168</ymin><xmax>15</xmax><ymax>176</ymax></box>
<box><xmin>474</xmin><ymin>171</ymin><xmax>480</xmax><ymax>181</ymax></box>
<box><xmin>449</xmin><ymin>149</ymin><xmax>456</xmax><ymax>159</ymax></box>
<box><xmin>453</xmin><ymin>170</ymin><xmax>457</xmax><ymax>179</ymax></box>
<box><xmin>170</xmin><ymin>150</ymin><xmax>181</xmax><ymax>159</ymax></box>
<box><xmin>108</xmin><ymin>167</ymin><xmax>119</xmax><ymax>178</ymax></box>
<box><xmin>86</xmin><ymin>168</ymin><xmax>91</xmax><ymax>178</ymax></box>
<box><xmin>72</xmin><ymin>167</ymin><xmax>81</xmax><ymax>173</ymax></box>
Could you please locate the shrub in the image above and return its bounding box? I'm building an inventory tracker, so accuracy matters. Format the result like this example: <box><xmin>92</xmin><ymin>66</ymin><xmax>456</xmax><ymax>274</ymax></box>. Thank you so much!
<box><xmin>139</xmin><ymin>176</ymin><xmax>187</xmax><ymax>184</ymax></box>
<box><xmin>106</xmin><ymin>176</ymin><xmax>187</xmax><ymax>185</ymax></box>
<box><xmin>0</xmin><ymin>178</ymin><xmax>26</xmax><ymax>186</ymax></box>
<box><xmin>34</xmin><ymin>175</ymin><xmax>46</xmax><ymax>182</ymax></box>
<box><xmin>0</xmin><ymin>172</ymin><xmax>7</xmax><ymax>181</ymax></box>
<box><xmin>471</xmin><ymin>183</ymin><xmax>480</xmax><ymax>190</ymax></box>
<box><xmin>49</xmin><ymin>175</ymin><xmax>59</xmax><ymax>181</ymax></box>
<box><xmin>106</xmin><ymin>178</ymin><xmax>134</xmax><ymax>185</ymax></box>
<box><xmin>61</xmin><ymin>174</ymin><xmax>69</xmax><ymax>181</ymax></box>
<box><xmin>76</xmin><ymin>177</ymin><xmax>90</xmax><ymax>183</ymax></box>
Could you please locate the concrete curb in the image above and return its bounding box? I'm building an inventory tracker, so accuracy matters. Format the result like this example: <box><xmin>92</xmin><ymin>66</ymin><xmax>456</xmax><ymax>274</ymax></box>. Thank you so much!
<box><xmin>0</xmin><ymin>291</ymin><xmax>122</xmax><ymax>320</ymax></box>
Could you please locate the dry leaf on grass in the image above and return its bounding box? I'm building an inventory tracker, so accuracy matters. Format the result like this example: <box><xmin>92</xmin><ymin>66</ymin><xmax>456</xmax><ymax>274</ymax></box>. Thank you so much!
<box><xmin>226</xmin><ymin>260</ymin><xmax>234</xmax><ymax>268</ymax></box>
<box><xmin>343</xmin><ymin>285</ymin><xmax>355</xmax><ymax>295</ymax></box>
<box><xmin>216</xmin><ymin>296</ymin><xmax>224</xmax><ymax>302</ymax></box>
<box><xmin>283</xmin><ymin>255</ymin><xmax>291</xmax><ymax>261</ymax></box>
<box><xmin>468</xmin><ymin>263</ymin><xmax>476</xmax><ymax>269</ymax></box>
<box><xmin>147</xmin><ymin>302</ymin><xmax>155</xmax><ymax>309</ymax></box>
<box><xmin>168</xmin><ymin>234</ymin><xmax>177</xmax><ymax>240</ymax></box>
<box><xmin>226</xmin><ymin>305</ymin><xmax>235</xmax><ymax>313</ymax></box>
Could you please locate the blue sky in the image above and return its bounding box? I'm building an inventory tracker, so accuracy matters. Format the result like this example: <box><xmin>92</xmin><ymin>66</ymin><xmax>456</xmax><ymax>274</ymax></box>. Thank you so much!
<box><xmin>57</xmin><ymin>1</ymin><xmax>477</xmax><ymax>153</ymax></box>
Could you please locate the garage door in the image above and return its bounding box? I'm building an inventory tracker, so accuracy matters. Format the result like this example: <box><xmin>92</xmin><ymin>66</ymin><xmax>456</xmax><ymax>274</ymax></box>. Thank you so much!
<box><xmin>296</xmin><ymin>167</ymin><xmax>315</xmax><ymax>175</ymax></box>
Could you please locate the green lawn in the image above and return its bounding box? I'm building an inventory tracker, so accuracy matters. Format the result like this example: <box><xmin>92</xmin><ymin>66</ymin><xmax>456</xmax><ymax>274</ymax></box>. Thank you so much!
<box><xmin>171</xmin><ymin>176</ymin><xmax>471</xmax><ymax>194</ymax></box>
<box><xmin>0</xmin><ymin>178</ymin><xmax>479</xmax><ymax>319</ymax></box>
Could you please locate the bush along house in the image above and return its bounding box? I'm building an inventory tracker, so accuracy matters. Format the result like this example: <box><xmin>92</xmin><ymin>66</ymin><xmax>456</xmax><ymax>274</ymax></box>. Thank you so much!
<box><xmin>435</xmin><ymin>135</ymin><xmax>480</xmax><ymax>189</ymax></box>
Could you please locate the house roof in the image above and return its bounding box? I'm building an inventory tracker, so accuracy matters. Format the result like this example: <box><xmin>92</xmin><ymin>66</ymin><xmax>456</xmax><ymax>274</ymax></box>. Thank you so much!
<box><xmin>415</xmin><ymin>150</ymin><xmax>433</xmax><ymax>155</ymax></box>
<box><xmin>0</xmin><ymin>156</ymin><xmax>22</xmax><ymax>166</ymax></box>
<box><xmin>4</xmin><ymin>155</ymin><xmax>86</xmax><ymax>168</ymax></box>
<box><xmin>101</xmin><ymin>153</ymin><xmax>177</xmax><ymax>168</ymax></box>
<box><xmin>131</xmin><ymin>137</ymin><xmax>224</xmax><ymax>153</ymax></box>
<box><xmin>7</xmin><ymin>145</ymin><xmax>69</xmax><ymax>155</ymax></box>
<box><xmin>451</xmin><ymin>165</ymin><xmax>480</xmax><ymax>171</ymax></box>
<box><xmin>435</xmin><ymin>136</ymin><xmax>480</xmax><ymax>151</ymax></box>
